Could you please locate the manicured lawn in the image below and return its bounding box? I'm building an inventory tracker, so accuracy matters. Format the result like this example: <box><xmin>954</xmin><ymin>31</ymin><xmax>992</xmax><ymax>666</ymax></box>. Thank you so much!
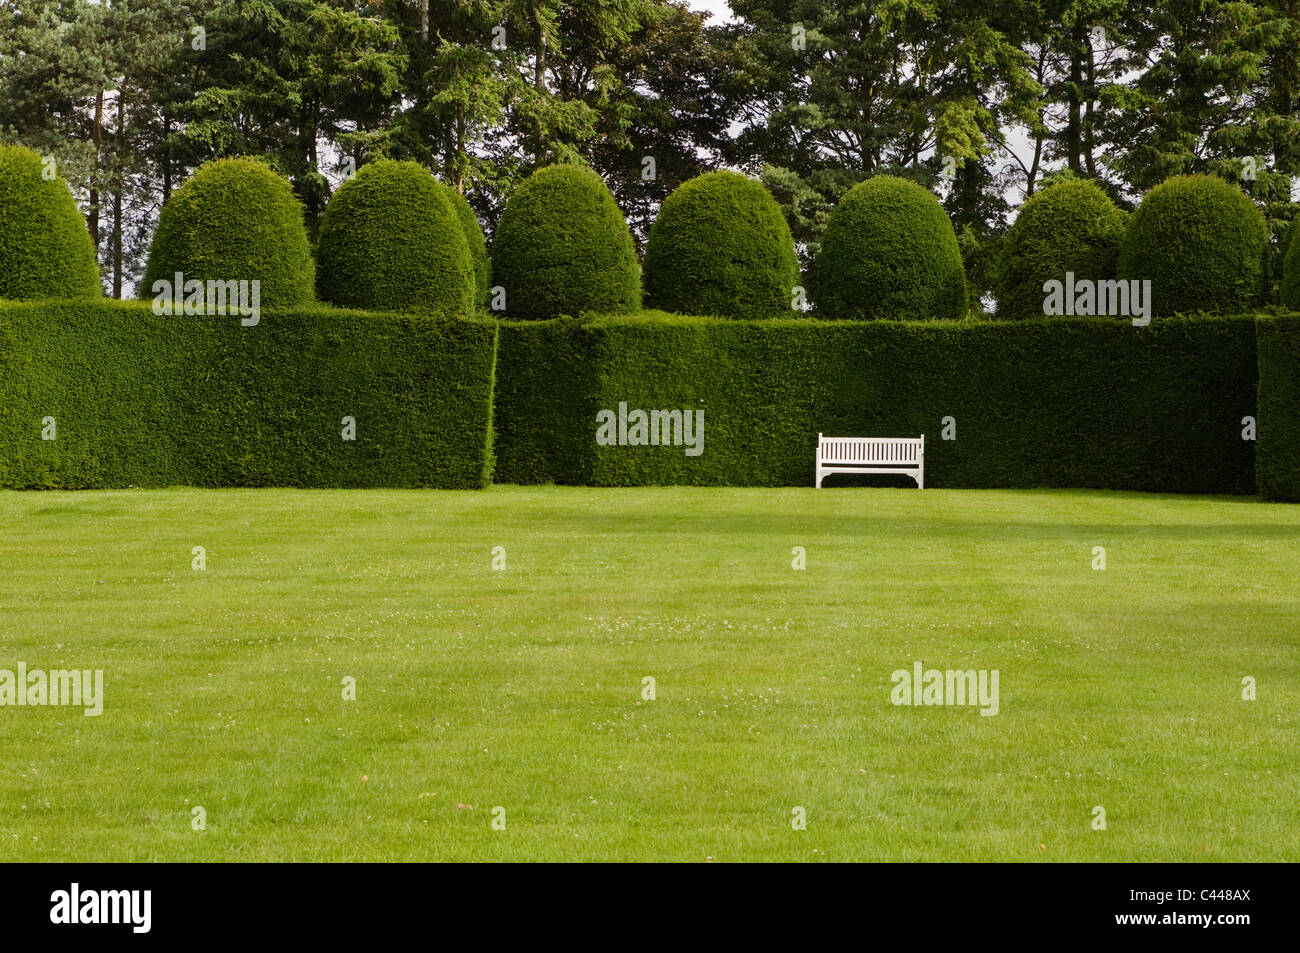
<box><xmin>1</xmin><ymin>486</ymin><xmax>1296</xmax><ymax>861</ymax></box>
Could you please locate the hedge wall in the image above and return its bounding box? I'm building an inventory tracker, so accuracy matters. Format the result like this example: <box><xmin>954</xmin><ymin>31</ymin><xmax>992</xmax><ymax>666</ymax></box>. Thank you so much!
<box><xmin>0</xmin><ymin>300</ymin><xmax>496</xmax><ymax>489</ymax></box>
<box><xmin>494</xmin><ymin>312</ymin><xmax>1258</xmax><ymax>493</ymax></box>
<box><xmin>492</xmin><ymin>317</ymin><xmax>602</xmax><ymax>485</ymax></box>
<box><xmin>2</xmin><ymin>303</ymin><xmax>1271</xmax><ymax>495</ymax></box>
<box><xmin>1256</xmin><ymin>314</ymin><xmax>1300</xmax><ymax>502</ymax></box>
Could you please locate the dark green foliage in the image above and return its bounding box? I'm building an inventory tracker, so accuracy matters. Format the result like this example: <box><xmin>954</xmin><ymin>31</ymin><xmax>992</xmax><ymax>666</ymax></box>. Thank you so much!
<box><xmin>493</xmin><ymin>313</ymin><xmax>1258</xmax><ymax>493</ymax></box>
<box><xmin>142</xmin><ymin>157</ymin><xmax>315</xmax><ymax>309</ymax></box>
<box><xmin>493</xmin><ymin>318</ymin><xmax>603</xmax><ymax>484</ymax></box>
<box><xmin>491</xmin><ymin>164</ymin><xmax>640</xmax><ymax>320</ymax></box>
<box><xmin>643</xmin><ymin>171</ymin><xmax>798</xmax><ymax>319</ymax></box>
<box><xmin>447</xmin><ymin>186</ymin><xmax>492</xmax><ymax>308</ymax></box>
<box><xmin>317</xmin><ymin>160</ymin><xmax>475</xmax><ymax>314</ymax></box>
<box><xmin>0</xmin><ymin>145</ymin><xmax>101</xmax><ymax>300</ymax></box>
<box><xmin>2</xmin><ymin>296</ymin><xmax>1266</xmax><ymax>495</ymax></box>
<box><xmin>813</xmin><ymin>175</ymin><xmax>966</xmax><ymax>321</ymax></box>
<box><xmin>1118</xmin><ymin>175</ymin><xmax>1269</xmax><ymax>315</ymax></box>
<box><xmin>996</xmin><ymin>180</ymin><xmax>1127</xmax><ymax>319</ymax></box>
<box><xmin>1256</xmin><ymin>314</ymin><xmax>1300</xmax><ymax>501</ymax></box>
<box><xmin>1282</xmin><ymin>220</ymin><xmax>1300</xmax><ymax>311</ymax></box>
<box><xmin>0</xmin><ymin>300</ymin><xmax>496</xmax><ymax>489</ymax></box>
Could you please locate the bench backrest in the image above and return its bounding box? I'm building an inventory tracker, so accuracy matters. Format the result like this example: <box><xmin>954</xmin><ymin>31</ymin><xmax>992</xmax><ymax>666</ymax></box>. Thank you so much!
<box><xmin>818</xmin><ymin>435</ymin><xmax>922</xmax><ymax>465</ymax></box>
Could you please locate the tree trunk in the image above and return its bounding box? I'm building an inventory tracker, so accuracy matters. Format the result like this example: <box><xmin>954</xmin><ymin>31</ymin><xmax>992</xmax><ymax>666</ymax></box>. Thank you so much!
<box><xmin>1067</xmin><ymin>25</ymin><xmax>1084</xmax><ymax>174</ymax></box>
<box><xmin>535</xmin><ymin>37</ymin><xmax>547</xmax><ymax>91</ymax></box>
<box><xmin>112</xmin><ymin>87</ymin><xmax>124</xmax><ymax>299</ymax></box>
<box><xmin>420</xmin><ymin>0</ymin><xmax>428</xmax><ymax>43</ymax></box>
<box><xmin>162</xmin><ymin>114</ymin><xmax>172</xmax><ymax>203</ymax></box>
<box><xmin>456</xmin><ymin>113</ymin><xmax>466</xmax><ymax>194</ymax></box>
<box><xmin>89</xmin><ymin>88</ymin><xmax>104</xmax><ymax>249</ymax></box>
<box><xmin>1027</xmin><ymin>48</ymin><xmax>1048</xmax><ymax>195</ymax></box>
<box><xmin>1027</xmin><ymin>127</ymin><xmax>1044</xmax><ymax>195</ymax></box>
<box><xmin>1083</xmin><ymin>34</ymin><xmax>1097</xmax><ymax>176</ymax></box>
<box><xmin>533</xmin><ymin>11</ymin><xmax>548</xmax><ymax>162</ymax></box>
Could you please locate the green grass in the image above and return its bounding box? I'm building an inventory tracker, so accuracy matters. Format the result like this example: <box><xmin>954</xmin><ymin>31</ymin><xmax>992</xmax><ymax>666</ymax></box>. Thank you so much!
<box><xmin>1</xmin><ymin>486</ymin><xmax>1297</xmax><ymax>862</ymax></box>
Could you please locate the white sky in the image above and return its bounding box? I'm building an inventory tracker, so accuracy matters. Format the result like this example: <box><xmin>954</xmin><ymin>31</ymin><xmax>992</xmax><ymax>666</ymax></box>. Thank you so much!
<box><xmin>688</xmin><ymin>1</ymin><xmax>735</xmax><ymax>22</ymax></box>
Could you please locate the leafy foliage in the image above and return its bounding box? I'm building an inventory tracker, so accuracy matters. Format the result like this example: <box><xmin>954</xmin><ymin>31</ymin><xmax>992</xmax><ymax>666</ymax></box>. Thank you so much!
<box><xmin>0</xmin><ymin>299</ymin><xmax>496</xmax><ymax>488</ymax></box>
<box><xmin>1257</xmin><ymin>313</ymin><xmax>1300</xmax><ymax>501</ymax></box>
<box><xmin>813</xmin><ymin>175</ymin><xmax>966</xmax><ymax>320</ymax></box>
<box><xmin>495</xmin><ymin>311</ymin><xmax>1258</xmax><ymax>493</ymax></box>
<box><xmin>446</xmin><ymin>185</ymin><xmax>492</xmax><ymax>309</ymax></box>
<box><xmin>1118</xmin><ymin>175</ymin><xmax>1269</xmax><ymax>315</ymax></box>
<box><xmin>1282</xmin><ymin>214</ymin><xmax>1300</xmax><ymax>310</ymax></box>
<box><xmin>317</xmin><ymin>159</ymin><xmax>474</xmax><ymax>315</ymax></box>
<box><xmin>643</xmin><ymin>171</ymin><xmax>798</xmax><ymax>319</ymax></box>
<box><xmin>0</xmin><ymin>144</ymin><xmax>101</xmax><ymax>300</ymax></box>
<box><xmin>491</xmin><ymin>164</ymin><xmax>640</xmax><ymax>320</ymax></box>
<box><xmin>142</xmin><ymin>157</ymin><xmax>315</xmax><ymax>309</ymax></box>
<box><xmin>995</xmin><ymin>178</ymin><xmax>1127</xmax><ymax>318</ymax></box>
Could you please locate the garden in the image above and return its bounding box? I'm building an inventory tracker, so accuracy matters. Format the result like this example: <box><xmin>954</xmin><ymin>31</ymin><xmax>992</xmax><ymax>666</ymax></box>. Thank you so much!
<box><xmin>2</xmin><ymin>0</ymin><xmax>1298</xmax><ymax>868</ymax></box>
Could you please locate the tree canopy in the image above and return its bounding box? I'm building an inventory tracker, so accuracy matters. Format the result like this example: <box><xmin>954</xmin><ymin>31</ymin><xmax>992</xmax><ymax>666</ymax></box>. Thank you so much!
<box><xmin>1</xmin><ymin>0</ymin><xmax>1296</xmax><ymax>308</ymax></box>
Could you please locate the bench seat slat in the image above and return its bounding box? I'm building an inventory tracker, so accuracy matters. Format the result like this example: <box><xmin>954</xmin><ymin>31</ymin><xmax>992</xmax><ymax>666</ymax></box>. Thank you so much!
<box><xmin>815</xmin><ymin>434</ymin><xmax>924</xmax><ymax>489</ymax></box>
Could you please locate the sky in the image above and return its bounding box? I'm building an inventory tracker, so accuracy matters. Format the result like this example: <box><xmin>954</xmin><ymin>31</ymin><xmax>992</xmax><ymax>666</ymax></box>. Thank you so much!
<box><xmin>689</xmin><ymin>0</ymin><xmax>735</xmax><ymax>22</ymax></box>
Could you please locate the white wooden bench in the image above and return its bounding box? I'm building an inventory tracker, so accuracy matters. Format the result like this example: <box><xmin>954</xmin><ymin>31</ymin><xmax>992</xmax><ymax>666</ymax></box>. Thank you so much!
<box><xmin>815</xmin><ymin>434</ymin><xmax>924</xmax><ymax>488</ymax></box>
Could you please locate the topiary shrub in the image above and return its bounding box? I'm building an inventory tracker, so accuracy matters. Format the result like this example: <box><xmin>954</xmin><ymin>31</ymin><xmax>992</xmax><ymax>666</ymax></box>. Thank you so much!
<box><xmin>491</xmin><ymin>164</ymin><xmax>640</xmax><ymax>320</ymax></box>
<box><xmin>1282</xmin><ymin>218</ymin><xmax>1300</xmax><ymax>311</ymax></box>
<box><xmin>0</xmin><ymin>144</ymin><xmax>101</xmax><ymax>300</ymax></box>
<box><xmin>813</xmin><ymin>175</ymin><xmax>966</xmax><ymax>320</ymax></box>
<box><xmin>445</xmin><ymin>186</ymin><xmax>492</xmax><ymax>309</ymax></box>
<box><xmin>643</xmin><ymin>171</ymin><xmax>798</xmax><ymax>319</ymax></box>
<box><xmin>1118</xmin><ymin>174</ymin><xmax>1268</xmax><ymax>315</ymax></box>
<box><xmin>316</xmin><ymin>160</ymin><xmax>474</xmax><ymax>314</ymax></box>
<box><xmin>995</xmin><ymin>179</ymin><xmax>1126</xmax><ymax>319</ymax></box>
<box><xmin>142</xmin><ymin>157</ymin><xmax>314</xmax><ymax>310</ymax></box>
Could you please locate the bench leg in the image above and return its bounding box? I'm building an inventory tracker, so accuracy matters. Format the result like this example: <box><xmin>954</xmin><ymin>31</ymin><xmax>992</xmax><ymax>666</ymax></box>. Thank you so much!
<box><xmin>815</xmin><ymin>467</ymin><xmax>823</xmax><ymax>489</ymax></box>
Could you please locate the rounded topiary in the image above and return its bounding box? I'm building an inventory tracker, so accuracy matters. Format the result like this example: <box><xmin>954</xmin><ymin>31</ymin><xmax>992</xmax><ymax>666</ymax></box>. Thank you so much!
<box><xmin>813</xmin><ymin>175</ymin><xmax>965</xmax><ymax>320</ymax></box>
<box><xmin>995</xmin><ymin>178</ymin><xmax>1126</xmax><ymax>319</ymax></box>
<box><xmin>643</xmin><ymin>171</ymin><xmax>798</xmax><ymax>319</ymax></box>
<box><xmin>1117</xmin><ymin>174</ymin><xmax>1269</xmax><ymax>315</ymax></box>
<box><xmin>1282</xmin><ymin>218</ymin><xmax>1300</xmax><ymax>311</ymax></box>
<box><xmin>0</xmin><ymin>144</ymin><xmax>101</xmax><ymax>300</ymax></box>
<box><xmin>445</xmin><ymin>186</ymin><xmax>491</xmax><ymax>308</ymax></box>
<box><xmin>316</xmin><ymin>160</ymin><xmax>474</xmax><ymax>314</ymax></box>
<box><xmin>142</xmin><ymin>157</ymin><xmax>314</xmax><ymax>309</ymax></box>
<box><xmin>491</xmin><ymin>164</ymin><xmax>640</xmax><ymax>320</ymax></box>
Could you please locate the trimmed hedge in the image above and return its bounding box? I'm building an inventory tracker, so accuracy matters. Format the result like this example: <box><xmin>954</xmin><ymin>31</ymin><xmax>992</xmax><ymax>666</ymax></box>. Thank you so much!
<box><xmin>0</xmin><ymin>144</ymin><xmax>101</xmax><ymax>300</ymax></box>
<box><xmin>995</xmin><ymin>179</ymin><xmax>1126</xmax><ymax>319</ymax></box>
<box><xmin>1118</xmin><ymin>175</ymin><xmax>1268</xmax><ymax>315</ymax></box>
<box><xmin>643</xmin><ymin>171</ymin><xmax>798</xmax><ymax>319</ymax></box>
<box><xmin>492</xmin><ymin>318</ymin><xmax>602</xmax><ymax>485</ymax></box>
<box><xmin>1256</xmin><ymin>314</ymin><xmax>1300</xmax><ymax>501</ymax></box>
<box><xmin>317</xmin><ymin>160</ymin><xmax>475</xmax><ymax>314</ymax></box>
<box><xmin>491</xmin><ymin>164</ymin><xmax>641</xmax><ymax>320</ymax></box>
<box><xmin>813</xmin><ymin>175</ymin><xmax>966</xmax><ymax>321</ymax></box>
<box><xmin>1</xmin><ymin>301</ymin><xmax>1273</xmax><ymax>495</ymax></box>
<box><xmin>448</xmin><ymin>187</ymin><xmax>492</xmax><ymax>308</ymax></box>
<box><xmin>0</xmin><ymin>300</ymin><xmax>496</xmax><ymax>489</ymax></box>
<box><xmin>495</xmin><ymin>312</ymin><xmax>1258</xmax><ymax>493</ymax></box>
<box><xmin>142</xmin><ymin>157</ymin><xmax>315</xmax><ymax>310</ymax></box>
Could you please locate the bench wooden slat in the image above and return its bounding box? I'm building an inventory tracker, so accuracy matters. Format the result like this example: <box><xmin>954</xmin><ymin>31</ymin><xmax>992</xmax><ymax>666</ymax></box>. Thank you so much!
<box><xmin>815</xmin><ymin>433</ymin><xmax>924</xmax><ymax>488</ymax></box>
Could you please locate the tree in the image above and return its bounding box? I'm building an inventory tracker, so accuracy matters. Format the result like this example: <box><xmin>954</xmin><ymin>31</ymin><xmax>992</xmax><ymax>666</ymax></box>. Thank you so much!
<box><xmin>182</xmin><ymin>0</ymin><xmax>406</xmax><ymax>235</ymax></box>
